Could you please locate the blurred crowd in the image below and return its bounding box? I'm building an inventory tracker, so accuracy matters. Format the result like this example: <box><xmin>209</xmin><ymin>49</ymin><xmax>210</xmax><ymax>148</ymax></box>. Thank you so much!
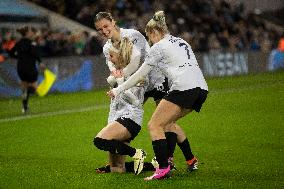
<box><xmin>1</xmin><ymin>0</ymin><xmax>283</xmax><ymax>58</ymax></box>
<box><xmin>0</xmin><ymin>28</ymin><xmax>103</xmax><ymax>58</ymax></box>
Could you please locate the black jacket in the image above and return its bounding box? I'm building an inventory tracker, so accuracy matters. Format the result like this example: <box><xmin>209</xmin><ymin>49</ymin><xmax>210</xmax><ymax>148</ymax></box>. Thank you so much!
<box><xmin>9</xmin><ymin>38</ymin><xmax>41</xmax><ymax>71</ymax></box>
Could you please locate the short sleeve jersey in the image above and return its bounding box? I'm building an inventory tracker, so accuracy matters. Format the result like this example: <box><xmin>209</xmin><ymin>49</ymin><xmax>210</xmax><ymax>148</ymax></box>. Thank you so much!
<box><xmin>103</xmin><ymin>28</ymin><xmax>147</xmax><ymax>125</ymax></box>
<box><xmin>144</xmin><ymin>34</ymin><xmax>208</xmax><ymax>91</ymax></box>
<box><xmin>103</xmin><ymin>28</ymin><xmax>166</xmax><ymax>92</ymax></box>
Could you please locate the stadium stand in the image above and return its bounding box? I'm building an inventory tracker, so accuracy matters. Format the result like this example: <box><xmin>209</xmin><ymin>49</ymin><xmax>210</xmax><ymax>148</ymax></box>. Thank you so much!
<box><xmin>0</xmin><ymin>0</ymin><xmax>103</xmax><ymax>57</ymax></box>
<box><xmin>25</xmin><ymin>0</ymin><xmax>283</xmax><ymax>54</ymax></box>
<box><xmin>1</xmin><ymin>0</ymin><xmax>283</xmax><ymax>57</ymax></box>
<box><xmin>0</xmin><ymin>0</ymin><xmax>48</xmax><ymax>28</ymax></box>
<box><xmin>0</xmin><ymin>28</ymin><xmax>103</xmax><ymax>57</ymax></box>
<box><xmin>0</xmin><ymin>0</ymin><xmax>283</xmax><ymax>97</ymax></box>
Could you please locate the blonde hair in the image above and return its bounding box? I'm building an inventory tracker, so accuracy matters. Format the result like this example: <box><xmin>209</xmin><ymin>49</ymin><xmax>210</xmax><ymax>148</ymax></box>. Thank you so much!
<box><xmin>110</xmin><ymin>37</ymin><xmax>133</xmax><ymax>69</ymax></box>
<box><xmin>145</xmin><ymin>11</ymin><xmax>168</xmax><ymax>35</ymax></box>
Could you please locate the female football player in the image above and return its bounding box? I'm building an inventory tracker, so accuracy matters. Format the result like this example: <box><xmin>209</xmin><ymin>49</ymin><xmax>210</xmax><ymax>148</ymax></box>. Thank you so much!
<box><xmin>95</xmin><ymin>11</ymin><xmax>199</xmax><ymax>175</ymax></box>
<box><xmin>108</xmin><ymin>11</ymin><xmax>208</xmax><ymax>180</ymax></box>
<box><xmin>93</xmin><ymin>37</ymin><xmax>147</xmax><ymax>175</ymax></box>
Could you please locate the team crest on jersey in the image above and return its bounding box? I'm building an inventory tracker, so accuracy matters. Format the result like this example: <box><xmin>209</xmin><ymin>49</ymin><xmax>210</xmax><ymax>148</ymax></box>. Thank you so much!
<box><xmin>132</xmin><ymin>39</ymin><xmax>137</xmax><ymax>44</ymax></box>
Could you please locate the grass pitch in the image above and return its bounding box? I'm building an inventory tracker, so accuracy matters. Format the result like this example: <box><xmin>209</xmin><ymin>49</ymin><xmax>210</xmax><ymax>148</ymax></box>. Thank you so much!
<box><xmin>0</xmin><ymin>71</ymin><xmax>283</xmax><ymax>188</ymax></box>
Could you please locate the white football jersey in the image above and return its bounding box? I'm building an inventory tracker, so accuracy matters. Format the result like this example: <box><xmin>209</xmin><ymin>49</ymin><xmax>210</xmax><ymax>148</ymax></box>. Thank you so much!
<box><xmin>103</xmin><ymin>28</ymin><xmax>165</xmax><ymax>92</ymax></box>
<box><xmin>103</xmin><ymin>28</ymin><xmax>149</xmax><ymax>69</ymax></box>
<box><xmin>145</xmin><ymin>34</ymin><xmax>208</xmax><ymax>91</ymax></box>
<box><xmin>102</xmin><ymin>28</ymin><xmax>147</xmax><ymax>126</ymax></box>
<box><xmin>107</xmin><ymin>86</ymin><xmax>145</xmax><ymax>125</ymax></box>
<box><xmin>113</xmin><ymin>34</ymin><xmax>208</xmax><ymax>96</ymax></box>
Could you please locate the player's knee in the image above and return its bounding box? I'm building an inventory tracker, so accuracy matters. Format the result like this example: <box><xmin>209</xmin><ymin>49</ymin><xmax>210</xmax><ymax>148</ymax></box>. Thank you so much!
<box><xmin>93</xmin><ymin>137</ymin><xmax>116</xmax><ymax>153</ymax></box>
<box><xmin>93</xmin><ymin>137</ymin><xmax>107</xmax><ymax>151</ymax></box>
<box><xmin>147</xmin><ymin>121</ymin><xmax>163</xmax><ymax>132</ymax></box>
<box><xmin>147</xmin><ymin>121</ymin><xmax>152</xmax><ymax>132</ymax></box>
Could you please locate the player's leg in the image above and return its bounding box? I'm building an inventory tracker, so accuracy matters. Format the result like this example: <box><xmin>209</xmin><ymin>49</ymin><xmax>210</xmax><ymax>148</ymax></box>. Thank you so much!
<box><xmin>94</xmin><ymin>119</ymin><xmax>146</xmax><ymax>175</ymax></box>
<box><xmin>157</xmin><ymin>122</ymin><xmax>197</xmax><ymax>171</ymax></box>
<box><xmin>27</xmin><ymin>81</ymin><xmax>37</xmax><ymax>98</ymax></box>
<box><xmin>174</xmin><ymin>125</ymin><xmax>198</xmax><ymax>171</ymax></box>
<box><xmin>109</xmin><ymin>152</ymin><xmax>126</xmax><ymax>173</ymax></box>
<box><xmin>94</xmin><ymin>121</ymin><xmax>136</xmax><ymax>155</ymax></box>
<box><xmin>145</xmin><ymin>99</ymin><xmax>191</xmax><ymax>180</ymax></box>
<box><xmin>19</xmin><ymin>67</ymin><xmax>38</xmax><ymax>113</ymax></box>
<box><xmin>163</xmin><ymin>123</ymin><xmax>177</xmax><ymax>169</ymax></box>
<box><xmin>20</xmin><ymin>81</ymin><xmax>29</xmax><ymax>113</ymax></box>
<box><xmin>21</xmin><ymin>81</ymin><xmax>37</xmax><ymax>113</ymax></box>
<box><xmin>150</xmin><ymin>87</ymin><xmax>189</xmax><ymax>170</ymax></box>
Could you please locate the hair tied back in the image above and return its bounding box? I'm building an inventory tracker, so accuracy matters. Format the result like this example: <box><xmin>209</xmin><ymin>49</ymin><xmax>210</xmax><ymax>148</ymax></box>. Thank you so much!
<box><xmin>152</xmin><ymin>11</ymin><xmax>165</xmax><ymax>23</ymax></box>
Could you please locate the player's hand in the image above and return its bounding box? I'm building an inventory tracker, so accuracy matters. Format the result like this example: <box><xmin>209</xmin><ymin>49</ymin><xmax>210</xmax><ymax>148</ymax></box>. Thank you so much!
<box><xmin>107</xmin><ymin>90</ymin><xmax>115</xmax><ymax>99</ymax></box>
<box><xmin>111</xmin><ymin>69</ymin><xmax>124</xmax><ymax>78</ymax></box>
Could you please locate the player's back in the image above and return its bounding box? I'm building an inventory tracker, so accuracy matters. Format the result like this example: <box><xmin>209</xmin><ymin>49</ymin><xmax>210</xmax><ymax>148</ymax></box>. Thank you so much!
<box><xmin>153</xmin><ymin>35</ymin><xmax>208</xmax><ymax>91</ymax></box>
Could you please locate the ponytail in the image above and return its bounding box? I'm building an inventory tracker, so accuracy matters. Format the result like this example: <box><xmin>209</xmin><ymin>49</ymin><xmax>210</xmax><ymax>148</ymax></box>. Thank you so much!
<box><xmin>145</xmin><ymin>11</ymin><xmax>168</xmax><ymax>35</ymax></box>
<box><xmin>119</xmin><ymin>38</ymin><xmax>133</xmax><ymax>68</ymax></box>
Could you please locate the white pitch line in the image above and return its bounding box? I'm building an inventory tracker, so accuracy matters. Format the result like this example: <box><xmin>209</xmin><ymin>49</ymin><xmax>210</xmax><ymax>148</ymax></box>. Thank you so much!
<box><xmin>0</xmin><ymin>104</ymin><xmax>109</xmax><ymax>123</ymax></box>
<box><xmin>0</xmin><ymin>81</ymin><xmax>283</xmax><ymax>123</ymax></box>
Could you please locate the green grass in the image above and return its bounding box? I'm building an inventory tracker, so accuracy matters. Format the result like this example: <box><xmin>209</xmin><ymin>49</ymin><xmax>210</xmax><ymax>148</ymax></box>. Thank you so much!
<box><xmin>0</xmin><ymin>71</ymin><xmax>283</xmax><ymax>188</ymax></box>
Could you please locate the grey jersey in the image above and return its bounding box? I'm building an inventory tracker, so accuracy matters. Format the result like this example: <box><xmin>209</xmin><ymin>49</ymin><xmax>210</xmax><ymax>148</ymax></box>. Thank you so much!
<box><xmin>102</xmin><ymin>28</ymin><xmax>165</xmax><ymax>92</ymax></box>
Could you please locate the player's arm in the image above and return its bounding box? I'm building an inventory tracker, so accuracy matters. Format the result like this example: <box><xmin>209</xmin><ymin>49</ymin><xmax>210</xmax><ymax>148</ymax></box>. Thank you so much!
<box><xmin>111</xmin><ymin>62</ymin><xmax>152</xmax><ymax>96</ymax></box>
<box><xmin>122</xmin><ymin>47</ymin><xmax>141</xmax><ymax>77</ymax></box>
<box><xmin>109</xmin><ymin>45</ymin><xmax>161</xmax><ymax>97</ymax></box>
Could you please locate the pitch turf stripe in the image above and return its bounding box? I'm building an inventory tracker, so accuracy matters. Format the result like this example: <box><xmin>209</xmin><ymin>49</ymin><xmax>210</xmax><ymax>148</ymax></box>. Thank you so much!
<box><xmin>0</xmin><ymin>82</ymin><xmax>283</xmax><ymax>123</ymax></box>
<box><xmin>0</xmin><ymin>104</ymin><xmax>109</xmax><ymax>123</ymax></box>
<box><xmin>209</xmin><ymin>81</ymin><xmax>283</xmax><ymax>94</ymax></box>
